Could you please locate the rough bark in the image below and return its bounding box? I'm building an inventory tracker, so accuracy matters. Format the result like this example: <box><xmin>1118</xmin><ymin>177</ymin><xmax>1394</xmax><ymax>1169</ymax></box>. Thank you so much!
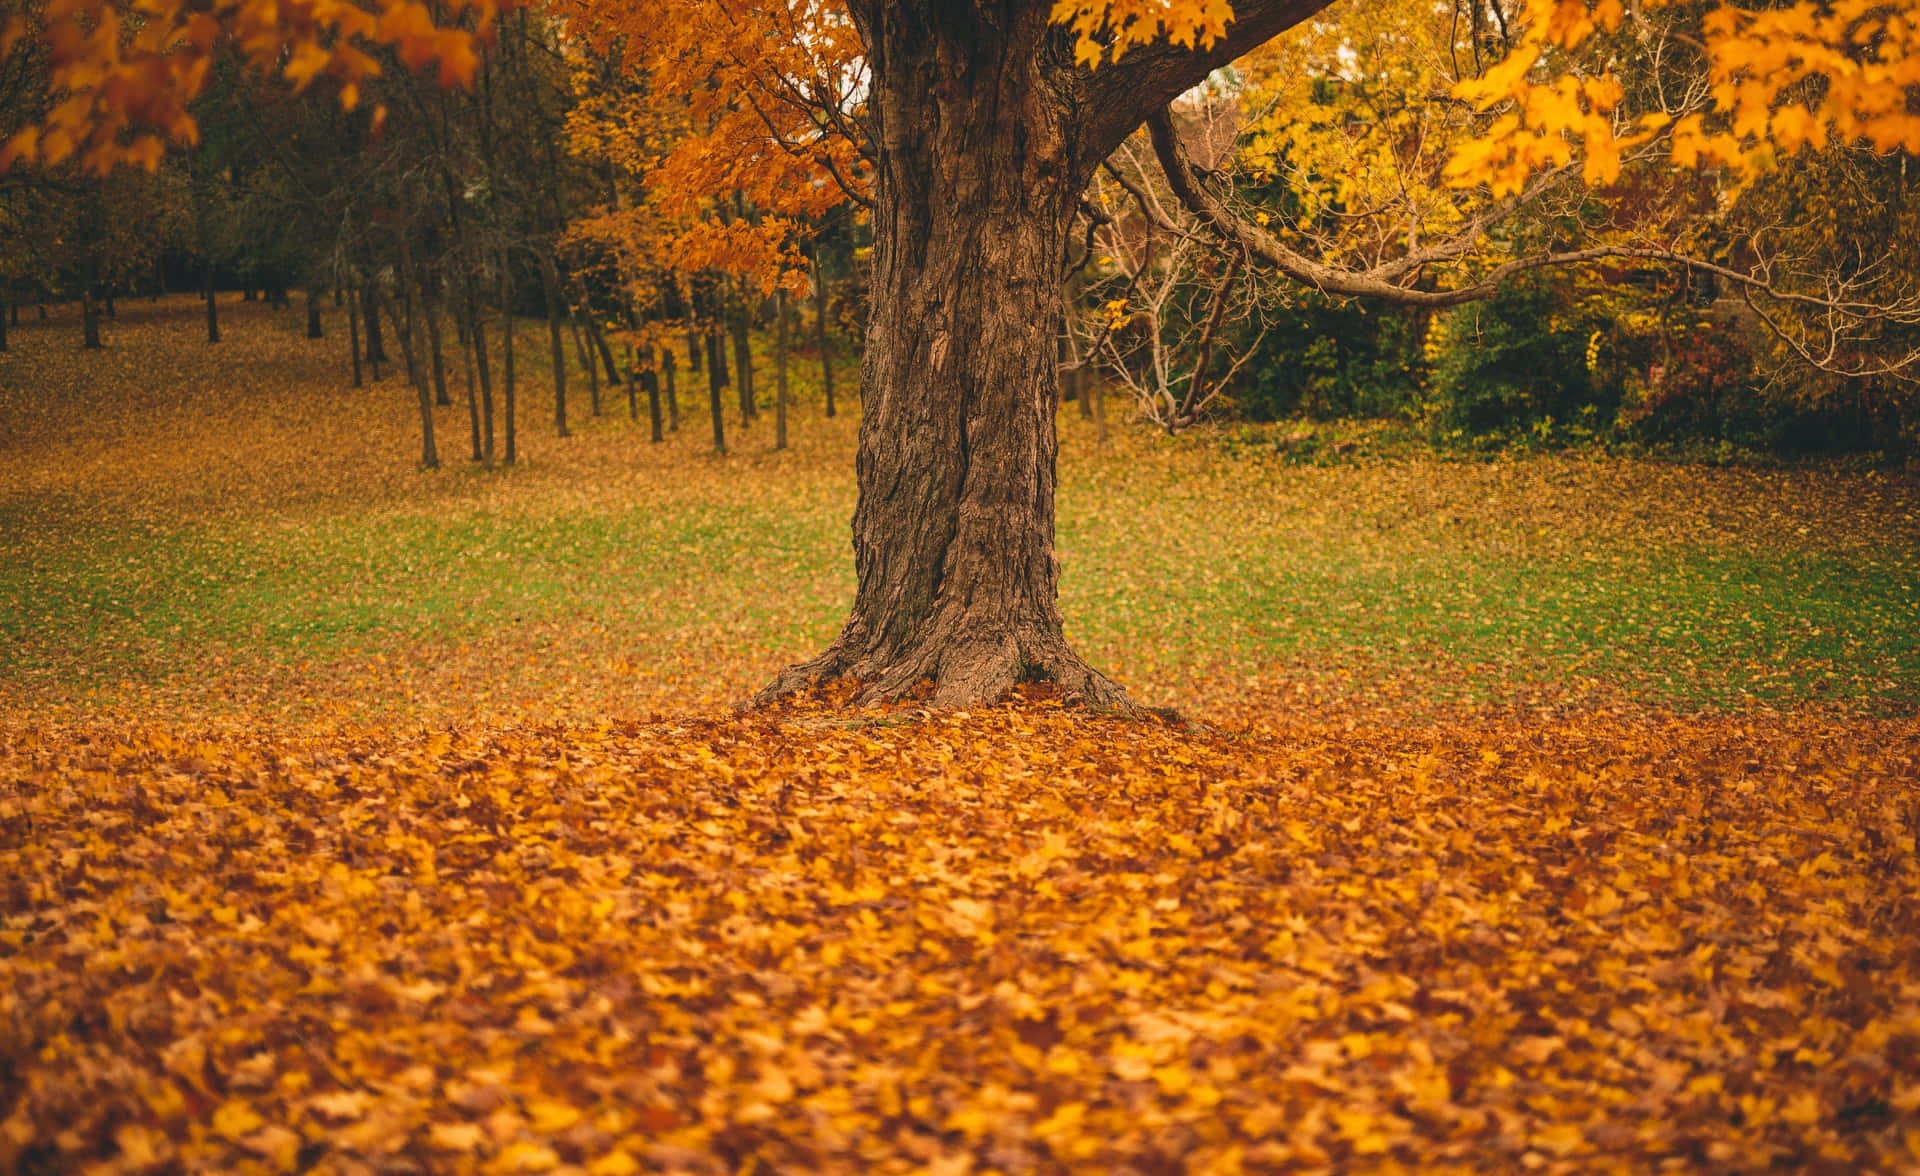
<box><xmin>757</xmin><ymin>0</ymin><xmax>1331</xmax><ymax>709</ymax></box>
<box><xmin>756</xmin><ymin>4</ymin><xmax>1121</xmax><ymax>707</ymax></box>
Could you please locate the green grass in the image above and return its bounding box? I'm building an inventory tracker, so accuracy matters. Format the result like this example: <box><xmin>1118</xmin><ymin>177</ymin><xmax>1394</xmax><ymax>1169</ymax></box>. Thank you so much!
<box><xmin>1</xmin><ymin>296</ymin><xmax>1915</xmax><ymax>725</ymax></box>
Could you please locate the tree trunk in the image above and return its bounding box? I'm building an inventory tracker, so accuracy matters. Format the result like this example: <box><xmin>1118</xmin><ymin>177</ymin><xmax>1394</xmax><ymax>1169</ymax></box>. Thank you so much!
<box><xmin>382</xmin><ymin>281</ymin><xmax>426</xmax><ymax>401</ymax></box>
<box><xmin>204</xmin><ymin>265</ymin><xmax>220</xmax><ymax>344</ymax></box>
<box><xmin>643</xmin><ymin>364</ymin><xmax>664</xmax><ymax>443</ymax></box>
<box><xmin>756</xmin><ymin>5</ymin><xmax>1124</xmax><ymax>708</ymax></box>
<box><xmin>472</xmin><ymin>294</ymin><xmax>495</xmax><ymax>461</ymax></box>
<box><xmin>732</xmin><ymin>307</ymin><xmax>756</xmax><ymax>425</ymax></box>
<box><xmin>705</xmin><ymin>327</ymin><xmax>727</xmax><ymax>454</ymax></box>
<box><xmin>306</xmin><ymin>287</ymin><xmax>324</xmax><ymax>339</ymax></box>
<box><xmin>346</xmin><ymin>285</ymin><xmax>363</xmax><ymax>388</ymax></box>
<box><xmin>542</xmin><ymin>257</ymin><xmax>569</xmax><ymax>438</ymax></box>
<box><xmin>456</xmin><ymin>300</ymin><xmax>481</xmax><ymax>461</ymax></box>
<box><xmin>82</xmin><ymin>247</ymin><xmax>103</xmax><ymax>350</ymax></box>
<box><xmin>813</xmin><ymin>256</ymin><xmax>835</xmax><ymax>418</ymax></box>
<box><xmin>626</xmin><ymin>345</ymin><xmax>639</xmax><ymax>419</ymax></box>
<box><xmin>687</xmin><ymin>325</ymin><xmax>702</xmax><ymax>373</ymax></box>
<box><xmin>774</xmin><ymin>290</ymin><xmax>789</xmax><ymax>451</ymax></box>
<box><xmin>0</xmin><ymin>288</ymin><xmax>8</xmax><ymax>352</ymax></box>
<box><xmin>500</xmin><ymin>268</ymin><xmax>517</xmax><ymax>465</ymax></box>
<box><xmin>662</xmin><ymin>347</ymin><xmax>680</xmax><ymax>431</ymax></box>
<box><xmin>710</xmin><ymin>315</ymin><xmax>729</xmax><ymax>391</ymax></box>
<box><xmin>425</xmin><ymin>289</ymin><xmax>450</xmax><ymax>407</ymax></box>
<box><xmin>362</xmin><ymin>282</ymin><xmax>387</xmax><ymax>368</ymax></box>
<box><xmin>570</xmin><ymin>317</ymin><xmax>600</xmax><ymax>415</ymax></box>
<box><xmin>592</xmin><ymin>322</ymin><xmax>621</xmax><ymax>385</ymax></box>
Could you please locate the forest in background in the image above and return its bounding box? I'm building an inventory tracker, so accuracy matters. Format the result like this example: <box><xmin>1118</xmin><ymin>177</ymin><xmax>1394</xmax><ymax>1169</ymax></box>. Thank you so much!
<box><xmin>4</xmin><ymin>0</ymin><xmax>1919</xmax><ymax>462</ymax></box>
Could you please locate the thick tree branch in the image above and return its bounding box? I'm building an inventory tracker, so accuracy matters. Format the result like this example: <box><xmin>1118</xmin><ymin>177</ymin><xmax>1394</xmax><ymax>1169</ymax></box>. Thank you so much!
<box><xmin>1072</xmin><ymin>0</ymin><xmax>1341</xmax><ymax>165</ymax></box>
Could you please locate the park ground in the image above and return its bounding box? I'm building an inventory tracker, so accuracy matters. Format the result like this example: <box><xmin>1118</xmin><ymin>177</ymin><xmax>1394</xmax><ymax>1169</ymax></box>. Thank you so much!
<box><xmin>2</xmin><ymin>296</ymin><xmax>1918</xmax><ymax>1173</ymax></box>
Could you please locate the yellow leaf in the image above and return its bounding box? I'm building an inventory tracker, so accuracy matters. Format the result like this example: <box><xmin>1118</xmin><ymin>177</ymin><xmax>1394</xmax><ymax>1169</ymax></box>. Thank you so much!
<box><xmin>589</xmin><ymin>1151</ymin><xmax>641</xmax><ymax>1176</ymax></box>
<box><xmin>212</xmin><ymin>1100</ymin><xmax>265</xmax><ymax>1141</ymax></box>
<box><xmin>492</xmin><ymin>1141</ymin><xmax>560</xmax><ymax>1171</ymax></box>
<box><xmin>429</xmin><ymin>1122</ymin><xmax>487</xmax><ymax>1150</ymax></box>
<box><xmin>525</xmin><ymin>1100</ymin><xmax>583</xmax><ymax>1133</ymax></box>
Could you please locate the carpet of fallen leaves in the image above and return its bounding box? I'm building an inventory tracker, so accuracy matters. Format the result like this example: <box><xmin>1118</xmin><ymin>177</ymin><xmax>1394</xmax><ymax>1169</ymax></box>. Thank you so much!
<box><xmin>6</xmin><ymin>697</ymin><xmax>1920</xmax><ymax>1175</ymax></box>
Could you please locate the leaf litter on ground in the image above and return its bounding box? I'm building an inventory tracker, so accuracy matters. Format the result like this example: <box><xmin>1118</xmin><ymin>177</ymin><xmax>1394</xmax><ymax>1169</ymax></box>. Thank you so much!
<box><xmin>5</xmin><ymin>297</ymin><xmax>1920</xmax><ymax>1174</ymax></box>
<box><xmin>5</xmin><ymin>695</ymin><xmax>1919</xmax><ymax>1174</ymax></box>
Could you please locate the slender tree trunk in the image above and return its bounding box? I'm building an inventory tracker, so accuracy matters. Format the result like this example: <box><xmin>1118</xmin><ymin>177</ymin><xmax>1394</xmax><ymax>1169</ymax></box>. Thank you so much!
<box><xmin>626</xmin><ymin>345</ymin><xmax>639</xmax><ymax>419</ymax></box>
<box><xmin>346</xmin><ymin>285</ymin><xmax>363</xmax><ymax>388</ymax></box>
<box><xmin>80</xmin><ymin>244</ymin><xmax>104</xmax><ymax>350</ymax></box>
<box><xmin>705</xmin><ymin>327</ymin><xmax>727</xmax><ymax>454</ymax></box>
<box><xmin>382</xmin><ymin>279</ymin><xmax>426</xmax><ymax>400</ymax></box>
<box><xmin>732</xmin><ymin>308</ymin><xmax>755</xmax><ymax>425</ymax></box>
<box><xmin>710</xmin><ymin>314</ymin><xmax>730</xmax><ymax>391</ymax></box>
<box><xmin>0</xmin><ymin>288</ymin><xmax>8</xmax><ymax>352</ymax></box>
<box><xmin>756</xmin><ymin>4</ymin><xmax>1127</xmax><ymax>708</ymax></box>
<box><xmin>813</xmin><ymin>257</ymin><xmax>836</xmax><ymax>418</ymax></box>
<box><xmin>82</xmin><ymin>293</ymin><xmax>102</xmax><ymax>348</ymax></box>
<box><xmin>412</xmin><ymin>315</ymin><xmax>439</xmax><ymax>470</ymax></box>
<box><xmin>306</xmin><ymin>287</ymin><xmax>324</xmax><ymax>339</ymax></box>
<box><xmin>471</xmin><ymin>292</ymin><xmax>495</xmax><ymax>461</ymax></box>
<box><xmin>500</xmin><ymin>267</ymin><xmax>517</xmax><ymax>465</ymax></box>
<box><xmin>457</xmin><ymin>300</ymin><xmax>481</xmax><ymax>461</ymax></box>
<box><xmin>425</xmin><ymin>288</ymin><xmax>450</xmax><ymax>407</ymax></box>
<box><xmin>687</xmin><ymin>326</ymin><xmax>702</xmax><ymax>373</ymax></box>
<box><xmin>662</xmin><ymin>347</ymin><xmax>680</xmax><ymax>431</ymax></box>
<box><xmin>774</xmin><ymin>290</ymin><xmax>789</xmax><ymax>451</ymax></box>
<box><xmin>643</xmin><ymin>364</ymin><xmax>664</xmax><ymax>443</ymax></box>
<box><xmin>362</xmin><ymin>282</ymin><xmax>387</xmax><ymax>367</ymax></box>
<box><xmin>570</xmin><ymin>316</ymin><xmax>600</xmax><ymax>415</ymax></box>
<box><xmin>542</xmin><ymin>258</ymin><xmax>569</xmax><ymax>438</ymax></box>
<box><xmin>591</xmin><ymin>321</ymin><xmax>621</xmax><ymax>384</ymax></box>
<box><xmin>204</xmin><ymin>265</ymin><xmax>220</xmax><ymax>344</ymax></box>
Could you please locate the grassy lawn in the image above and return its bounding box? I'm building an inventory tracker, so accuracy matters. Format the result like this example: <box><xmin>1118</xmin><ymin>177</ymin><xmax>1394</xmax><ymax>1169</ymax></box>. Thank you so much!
<box><xmin>1</xmin><ymin>294</ymin><xmax>1914</xmax><ymax>727</ymax></box>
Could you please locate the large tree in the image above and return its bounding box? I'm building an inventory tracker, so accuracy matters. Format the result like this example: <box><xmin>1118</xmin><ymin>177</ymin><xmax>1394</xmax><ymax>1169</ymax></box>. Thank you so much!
<box><xmin>753</xmin><ymin>1</ymin><xmax>1336</xmax><ymax>707</ymax></box>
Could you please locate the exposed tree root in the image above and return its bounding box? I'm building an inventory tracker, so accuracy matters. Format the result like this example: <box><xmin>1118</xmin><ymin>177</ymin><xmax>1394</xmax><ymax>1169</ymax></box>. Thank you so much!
<box><xmin>754</xmin><ymin>622</ymin><xmax>1144</xmax><ymax>715</ymax></box>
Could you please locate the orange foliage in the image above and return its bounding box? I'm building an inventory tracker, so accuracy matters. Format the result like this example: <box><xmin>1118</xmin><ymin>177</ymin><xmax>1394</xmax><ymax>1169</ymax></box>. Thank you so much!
<box><xmin>4</xmin><ymin>701</ymin><xmax>1918</xmax><ymax>1172</ymax></box>
<box><xmin>1</xmin><ymin>0</ymin><xmax>510</xmax><ymax>173</ymax></box>
<box><xmin>1448</xmin><ymin>0</ymin><xmax>1920</xmax><ymax>195</ymax></box>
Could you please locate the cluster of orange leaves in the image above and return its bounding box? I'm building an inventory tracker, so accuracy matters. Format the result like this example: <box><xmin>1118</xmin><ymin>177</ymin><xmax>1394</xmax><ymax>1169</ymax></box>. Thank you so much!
<box><xmin>555</xmin><ymin>0</ymin><xmax>863</xmax><ymax>300</ymax></box>
<box><xmin>1</xmin><ymin>0</ymin><xmax>507</xmax><ymax>173</ymax></box>
<box><xmin>5</xmin><ymin>697</ymin><xmax>1918</xmax><ymax>1174</ymax></box>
